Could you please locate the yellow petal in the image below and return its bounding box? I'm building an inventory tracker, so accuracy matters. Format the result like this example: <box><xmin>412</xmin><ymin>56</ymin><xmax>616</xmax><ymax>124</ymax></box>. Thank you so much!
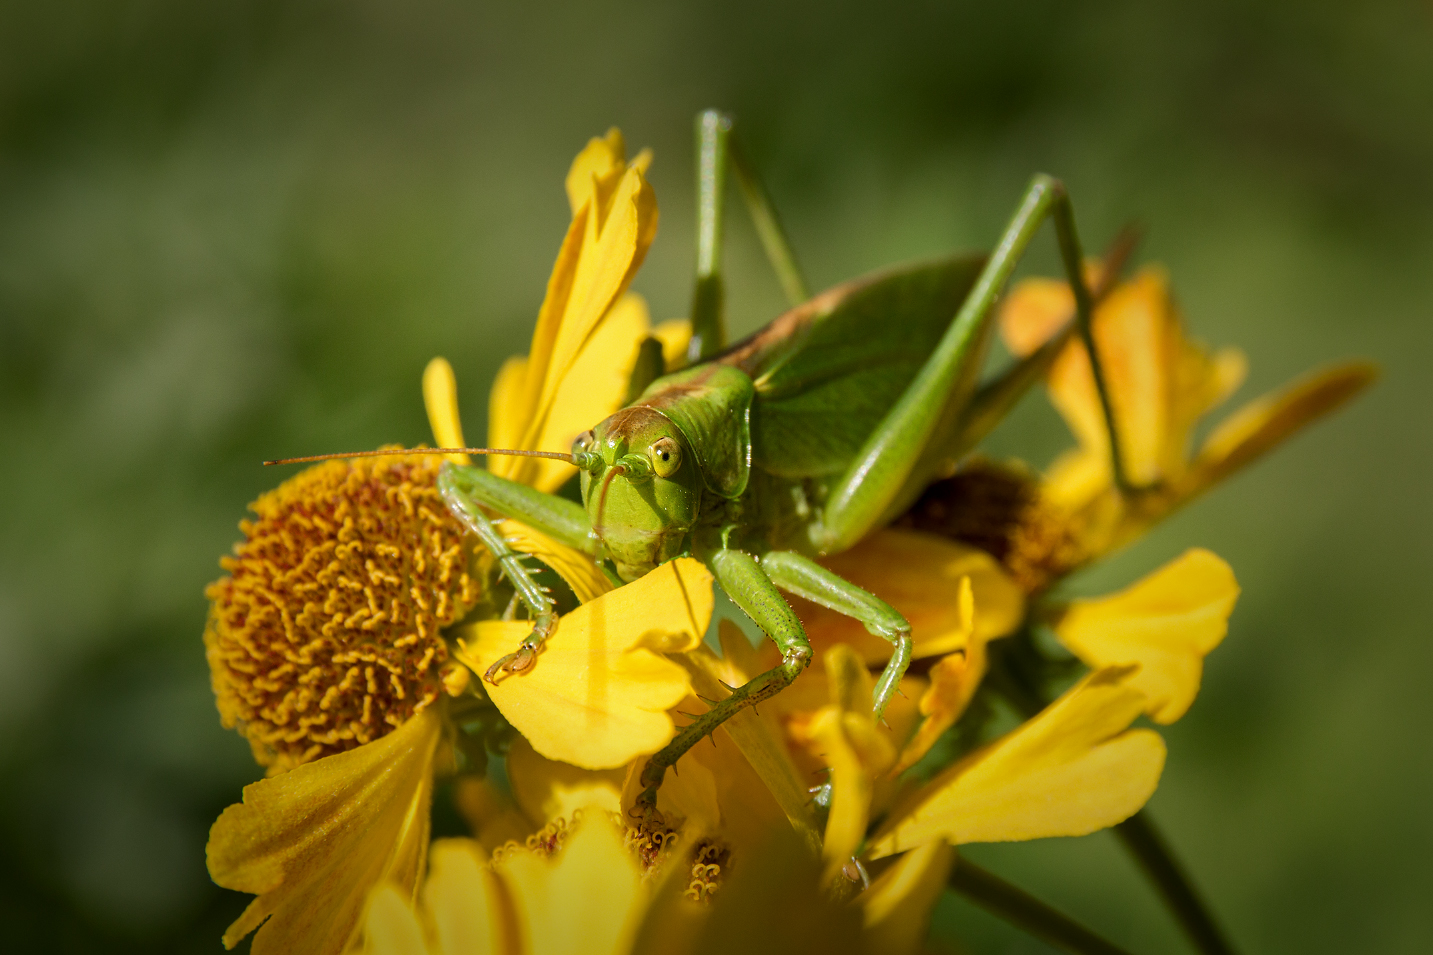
<box><xmin>894</xmin><ymin>580</ymin><xmax>980</xmax><ymax>772</ymax></box>
<box><xmin>1041</xmin><ymin>445</ymin><xmax>1111</xmax><ymax>511</ymax></box>
<box><xmin>1054</xmin><ymin>549</ymin><xmax>1239</xmax><ymax>723</ymax></box>
<box><xmin>423</xmin><ymin>839</ymin><xmax>510</xmax><ymax>955</ymax></box>
<box><xmin>422</xmin><ymin>357</ymin><xmax>470</xmax><ymax>465</ymax></box>
<box><xmin>1186</xmin><ymin>360</ymin><xmax>1378</xmax><ymax>496</ymax></box>
<box><xmin>362</xmin><ymin>884</ymin><xmax>431</xmax><ymax>955</ymax></box>
<box><xmin>998</xmin><ymin>277</ymin><xmax>1076</xmax><ymax>357</ymax></box>
<box><xmin>1045</xmin><ymin>269</ymin><xmax>1174</xmax><ymax>487</ymax></box>
<box><xmin>860</xmin><ymin>840</ymin><xmax>955</xmax><ymax>955</ymax></box>
<box><xmin>869</xmin><ymin>667</ymin><xmax>1164</xmax><ymax>856</ymax></box>
<box><xmin>792</xmin><ymin>528</ymin><xmax>1023</xmax><ymax>663</ymax></box>
<box><xmin>622</xmin><ymin>742</ymin><xmax>723</xmax><ymax>834</ymax></box>
<box><xmin>520</xmin><ymin>167</ymin><xmax>657</xmax><ymax>477</ymax></box>
<box><xmin>652</xmin><ymin>317</ymin><xmax>693</xmax><ymax>370</ymax></box>
<box><xmin>522</xmin><ymin>292</ymin><xmax>656</xmax><ymax>492</ymax></box>
<box><xmin>794</xmin><ymin>646</ymin><xmax>894</xmax><ymax>880</ymax></box>
<box><xmin>452</xmin><ymin>558</ymin><xmax>713</xmax><ymax>769</ymax></box>
<box><xmin>508</xmin><ymin>735</ymin><xmax>626</xmax><ymax>824</ymax></box>
<box><xmin>486</xmin><ymin>356</ymin><xmax>529</xmax><ymax>462</ymax></box>
<box><xmin>498</xmin><ymin>813</ymin><xmax>647</xmax><ymax>955</ymax></box>
<box><xmin>565</xmin><ymin>128</ymin><xmax>628</xmax><ymax>217</ymax></box>
<box><xmin>208</xmin><ymin>708</ymin><xmax>441</xmax><ymax>954</ymax></box>
<box><xmin>499</xmin><ymin>519</ymin><xmax>614</xmax><ymax>604</ymax></box>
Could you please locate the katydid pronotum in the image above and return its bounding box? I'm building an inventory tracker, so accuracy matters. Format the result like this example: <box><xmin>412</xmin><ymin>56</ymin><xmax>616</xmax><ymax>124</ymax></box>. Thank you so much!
<box><xmin>277</xmin><ymin>111</ymin><xmax>1135</xmax><ymax>816</ymax></box>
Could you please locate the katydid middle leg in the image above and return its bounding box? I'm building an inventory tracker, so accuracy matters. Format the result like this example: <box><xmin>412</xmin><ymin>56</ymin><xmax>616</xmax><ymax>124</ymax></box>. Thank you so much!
<box><xmin>760</xmin><ymin>550</ymin><xmax>912</xmax><ymax>723</ymax></box>
<box><xmin>635</xmin><ymin>546</ymin><xmax>812</xmax><ymax>815</ymax></box>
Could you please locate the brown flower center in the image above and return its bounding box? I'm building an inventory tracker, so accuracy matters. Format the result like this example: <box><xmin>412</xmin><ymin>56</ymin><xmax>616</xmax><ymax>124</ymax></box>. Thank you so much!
<box><xmin>204</xmin><ymin>451</ymin><xmax>479</xmax><ymax>772</ymax></box>
<box><xmin>899</xmin><ymin>459</ymin><xmax>1083</xmax><ymax>593</ymax></box>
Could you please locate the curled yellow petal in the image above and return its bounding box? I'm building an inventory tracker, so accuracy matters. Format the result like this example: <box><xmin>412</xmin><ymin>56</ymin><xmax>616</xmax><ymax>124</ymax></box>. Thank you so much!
<box><xmin>793</xmin><ymin>645</ymin><xmax>894</xmax><ymax>880</ymax></box>
<box><xmin>869</xmin><ymin>667</ymin><xmax>1165</xmax><ymax>857</ymax></box>
<box><xmin>452</xmin><ymin>558</ymin><xmax>713</xmax><ymax>769</ymax></box>
<box><xmin>1187</xmin><ymin>360</ymin><xmax>1378</xmax><ymax>496</ymax></box>
<box><xmin>1054</xmin><ymin>548</ymin><xmax>1239</xmax><ymax>723</ymax></box>
<box><xmin>793</xmin><ymin>528</ymin><xmax>1023</xmax><ymax>664</ymax></box>
<box><xmin>207</xmin><ymin>707</ymin><xmax>441</xmax><ymax>954</ymax></box>
<box><xmin>514</xmin><ymin>164</ymin><xmax>657</xmax><ymax>489</ymax></box>
<box><xmin>894</xmin><ymin>579</ymin><xmax>979</xmax><ymax>772</ymax></box>
<box><xmin>422</xmin><ymin>357</ymin><xmax>470</xmax><ymax>465</ymax></box>
<box><xmin>861</xmin><ymin>839</ymin><xmax>955</xmax><ymax>955</ymax></box>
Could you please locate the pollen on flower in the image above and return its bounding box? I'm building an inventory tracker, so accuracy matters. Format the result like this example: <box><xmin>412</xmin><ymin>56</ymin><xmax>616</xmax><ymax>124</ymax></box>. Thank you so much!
<box><xmin>900</xmin><ymin>460</ymin><xmax>1083</xmax><ymax>593</ymax></box>
<box><xmin>624</xmin><ymin>825</ymin><xmax>728</xmax><ymax>902</ymax></box>
<box><xmin>684</xmin><ymin>842</ymin><xmax>729</xmax><ymax>903</ymax></box>
<box><xmin>204</xmin><ymin>450</ymin><xmax>480</xmax><ymax>772</ymax></box>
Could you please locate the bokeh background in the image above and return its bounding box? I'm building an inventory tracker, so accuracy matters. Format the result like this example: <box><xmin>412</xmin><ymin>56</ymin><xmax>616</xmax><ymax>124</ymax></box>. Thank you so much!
<box><xmin>1</xmin><ymin>1</ymin><xmax>1429</xmax><ymax>951</ymax></box>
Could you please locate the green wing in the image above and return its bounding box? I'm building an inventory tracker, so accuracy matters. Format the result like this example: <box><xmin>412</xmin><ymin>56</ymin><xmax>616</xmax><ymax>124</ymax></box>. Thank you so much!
<box><xmin>719</xmin><ymin>254</ymin><xmax>986</xmax><ymax>479</ymax></box>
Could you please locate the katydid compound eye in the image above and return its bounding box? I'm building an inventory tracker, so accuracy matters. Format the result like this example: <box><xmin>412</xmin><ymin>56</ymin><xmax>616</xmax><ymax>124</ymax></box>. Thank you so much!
<box><xmin>650</xmin><ymin>436</ymin><xmax>681</xmax><ymax>478</ymax></box>
<box><xmin>572</xmin><ymin>430</ymin><xmax>594</xmax><ymax>453</ymax></box>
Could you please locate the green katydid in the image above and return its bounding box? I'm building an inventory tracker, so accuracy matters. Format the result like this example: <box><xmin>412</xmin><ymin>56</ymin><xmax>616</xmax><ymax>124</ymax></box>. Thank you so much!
<box><xmin>434</xmin><ymin>111</ymin><xmax>1137</xmax><ymax>814</ymax></box>
<box><xmin>274</xmin><ymin>110</ymin><xmax>1133</xmax><ymax>814</ymax></box>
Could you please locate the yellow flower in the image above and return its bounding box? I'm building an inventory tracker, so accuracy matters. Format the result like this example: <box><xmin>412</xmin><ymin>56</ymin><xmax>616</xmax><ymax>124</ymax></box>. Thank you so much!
<box><xmin>204</xmin><ymin>128</ymin><xmax>677</xmax><ymax>955</ymax></box>
<box><xmin>995</xmin><ymin>264</ymin><xmax>1376</xmax><ymax>564</ymax></box>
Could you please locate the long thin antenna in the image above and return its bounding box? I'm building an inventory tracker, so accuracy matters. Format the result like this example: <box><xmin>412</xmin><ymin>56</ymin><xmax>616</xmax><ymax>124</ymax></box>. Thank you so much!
<box><xmin>263</xmin><ymin>448</ymin><xmax>576</xmax><ymax>467</ymax></box>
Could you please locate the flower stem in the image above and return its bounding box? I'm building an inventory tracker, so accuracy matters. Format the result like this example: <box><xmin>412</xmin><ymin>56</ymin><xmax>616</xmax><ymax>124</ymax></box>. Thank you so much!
<box><xmin>985</xmin><ymin>637</ymin><xmax>1239</xmax><ymax>955</ymax></box>
<box><xmin>949</xmin><ymin>857</ymin><xmax>1134</xmax><ymax>955</ymax></box>
<box><xmin>1114</xmin><ymin>811</ymin><xmax>1235</xmax><ymax>955</ymax></box>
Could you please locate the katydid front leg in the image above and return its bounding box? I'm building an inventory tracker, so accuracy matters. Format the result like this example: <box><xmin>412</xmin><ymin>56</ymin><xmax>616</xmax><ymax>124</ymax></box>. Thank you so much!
<box><xmin>438</xmin><ymin>465</ymin><xmax>597</xmax><ymax>679</ymax></box>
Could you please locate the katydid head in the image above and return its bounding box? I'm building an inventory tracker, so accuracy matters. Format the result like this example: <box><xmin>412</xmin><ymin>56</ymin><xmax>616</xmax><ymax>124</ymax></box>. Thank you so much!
<box><xmin>573</xmin><ymin>406</ymin><xmax>701</xmax><ymax>581</ymax></box>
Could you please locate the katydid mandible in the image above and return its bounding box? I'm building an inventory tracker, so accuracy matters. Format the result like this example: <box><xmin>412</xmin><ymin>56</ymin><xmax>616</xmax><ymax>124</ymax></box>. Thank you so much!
<box><xmin>431</xmin><ymin>111</ymin><xmax>1133</xmax><ymax>814</ymax></box>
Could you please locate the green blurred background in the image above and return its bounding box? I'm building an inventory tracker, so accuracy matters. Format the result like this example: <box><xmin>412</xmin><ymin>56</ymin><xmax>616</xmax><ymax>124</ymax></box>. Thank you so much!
<box><xmin>0</xmin><ymin>1</ymin><xmax>1428</xmax><ymax>951</ymax></box>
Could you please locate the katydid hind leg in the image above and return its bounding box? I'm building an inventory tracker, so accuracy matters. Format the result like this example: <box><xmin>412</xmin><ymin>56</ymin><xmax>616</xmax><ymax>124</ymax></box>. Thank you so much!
<box><xmin>760</xmin><ymin>550</ymin><xmax>912</xmax><ymax>723</ymax></box>
<box><xmin>635</xmin><ymin>547</ymin><xmax>811</xmax><ymax>815</ymax></box>
<box><xmin>811</xmin><ymin>175</ymin><xmax>1108</xmax><ymax>552</ymax></box>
